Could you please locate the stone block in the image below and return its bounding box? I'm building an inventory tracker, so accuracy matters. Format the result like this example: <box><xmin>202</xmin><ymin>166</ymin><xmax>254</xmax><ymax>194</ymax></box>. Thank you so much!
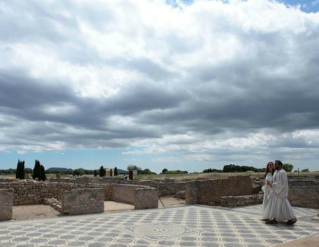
<box><xmin>62</xmin><ymin>188</ymin><xmax>104</xmax><ymax>215</ymax></box>
<box><xmin>0</xmin><ymin>188</ymin><xmax>14</xmax><ymax>221</ymax></box>
<box><xmin>134</xmin><ymin>187</ymin><xmax>158</xmax><ymax>210</ymax></box>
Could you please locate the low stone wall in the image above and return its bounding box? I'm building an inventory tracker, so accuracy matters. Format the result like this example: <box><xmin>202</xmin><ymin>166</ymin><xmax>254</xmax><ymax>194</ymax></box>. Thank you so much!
<box><xmin>135</xmin><ymin>187</ymin><xmax>158</xmax><ymax>209</ymax></box>
<box><xmin>62</xmin><ymin>188</ymin><xmax>104</xmax><ymax>215</ymax></box>
<box><xmin>221</xmin><ymin>194</ymin><xmax>263</xmax><ymax>207</ymax></box>
<box><xmin>44</xmin><ymin>198</ymin><xmax>62</xmax><ymax>213</ymax></box>
<box><xmin>186</xmin><ymin>176</ymin><xmax>254</xmax><ymax>206</ymax></box>
<box><xmin>137</xmin><ymin>180</ymin><xmax>186</xmax><ymax>197</ymax></box>
<box><xmin>112</xmin><ymin>184</ymin><xmax>158</xmax><ymax>209</ymax></box>
<box><xmin>0</xmin><ymin>189</ymin><xmax>14</xmax><ymax>221</ymax></box>
<box><xmin>288</xmin><ymin>178</ymin><xmax>319</xmax><ymax>209</ymax></box>
<box><xmin>0</xmin><ymin>180</ymin><xmax>113</xmax><ymax>205</ymax></box>
<box><xmin>49</xmin><ymin>177</ymin><xmax>130</xmax><ymax>185</ymax></box>
<box><xmin>112</xmin><ymin>184</ymin><xmax>141</xmax><ymax>205</ymax></box>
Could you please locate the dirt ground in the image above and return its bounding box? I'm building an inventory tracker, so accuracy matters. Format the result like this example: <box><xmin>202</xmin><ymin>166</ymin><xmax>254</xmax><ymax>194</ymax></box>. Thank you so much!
<box><xmin>11</xmin><ymin>197</ymin><xmax>185</xmax><ymax>221</ymax></box>
<box><xmin>158</xmin><ymin>196</ymin><xmax>185</xmax><ymax>208</ymax></box>
<box><xmin>12</xmin><ymin>204</ymin><xmax>61</xmax><ymax>221</ymax></box>
<box><xmin>276</xmin><ymin>237</ymin><xmax>319</xmax><ymax>247</ymax></box>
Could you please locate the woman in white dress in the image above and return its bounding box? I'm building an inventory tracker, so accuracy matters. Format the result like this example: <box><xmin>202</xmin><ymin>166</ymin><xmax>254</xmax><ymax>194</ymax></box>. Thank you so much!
<box><xmin>262</xmin><ymin>162</ymin><xmax>274</xmax><ymax>220</ymax></box>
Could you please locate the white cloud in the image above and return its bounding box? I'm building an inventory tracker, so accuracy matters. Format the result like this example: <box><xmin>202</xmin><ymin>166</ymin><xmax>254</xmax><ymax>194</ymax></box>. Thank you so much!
<box><xmin>0</xmin><ymin>0</ymin><xmax>319</xmax><ymax>170</ymax></box>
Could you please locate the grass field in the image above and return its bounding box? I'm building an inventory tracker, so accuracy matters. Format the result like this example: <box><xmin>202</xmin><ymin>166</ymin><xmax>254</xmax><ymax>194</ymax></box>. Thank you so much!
<box><xmin>1</xmin><ymin>172</ymin><xmax>318</xmax><ymax>181</ymax></box>
<box><xmin>135</xmin><ymin>171</ymin><xmax>319</xmax><ymax>181</ymax></box>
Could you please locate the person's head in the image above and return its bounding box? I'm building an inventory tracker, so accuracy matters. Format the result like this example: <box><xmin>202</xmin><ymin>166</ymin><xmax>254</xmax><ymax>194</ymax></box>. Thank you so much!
<box><xmin>275</xmin><ymin>160</ymin><xmax>283</xmax><ymax>170</ymax></box>
<box><xmin>267</xmin><ymin>162</ymin><xmax>274</xmax><ymax>172</ymax></box>
<box><xmin>265</xmin><ymin>162</ymin><xmax>274</xmax><ymax>176</ymax></box>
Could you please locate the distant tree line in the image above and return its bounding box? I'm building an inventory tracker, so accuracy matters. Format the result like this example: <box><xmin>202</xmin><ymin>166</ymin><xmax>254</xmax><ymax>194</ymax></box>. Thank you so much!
<box><xmin>203</xmin><ymin>163</ymin><xmax>307</xmax><ymax>173</ymax></box>
<box><xmin>222</xmin><ymin>164</ymin><xmax>265</xmax><ymax>173</ymax></box>
<box><xmin>127</xmin><ymin>165</ymin><xmax>157</xmax><ymax>175</ymax></box>
<box><xmin>161</xmin><ymin>168</ymin><xmax>188</xmax><ymax>174</ymax></box>
<box><xmin>203</xmin><ymin>168</ymin><xmax>223</xmax><ymax>173</ymax></box>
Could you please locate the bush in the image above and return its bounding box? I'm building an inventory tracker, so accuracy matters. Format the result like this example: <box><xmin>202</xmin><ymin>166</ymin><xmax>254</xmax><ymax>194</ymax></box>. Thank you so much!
<box><xmin>73</xmin><ymin>169</ymin><xmax>84</xmax><ymax>177</ymax></box>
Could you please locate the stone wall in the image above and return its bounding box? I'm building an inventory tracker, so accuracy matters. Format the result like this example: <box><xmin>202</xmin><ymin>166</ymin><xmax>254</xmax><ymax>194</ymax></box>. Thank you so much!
<box><xmin>134</xmin><ymin>187</ymin><xmax>158</xmax><ymax>209</ymax></box>
<box><xmin>112</xmin><ymin>184</ymin><xmax>158</xmax><ymax>209</ymax></box>
<box><xmin>137</xmin><ymin>180</ymin><xmax>186</xmax><ymax>197</ymax></box>
<box><xmin>186</xmin><ymin>176</ymin><xmax>254</xmax><ymax>206</ymax></box>
<box><xmin>220</xmin><ymin>194</ymin><xmax>263</xmax><ymax>207</ymax></box>
<box><xmin>49</xmin><ymin>177</ymin><xmax>129</xmax><ymax>184</ymax></box>
<box><xmin>0</xmin><ymin>180</ymin><xmax>113</xmax><ymax>205</ymax></box>
<box><xmin>253</xmin><ymin>176</ymin><xmax>319</xmax><ymax>209</ymax></box>
<box><xmin>0</xmin><ymin>189</ymin><xmax>13</xmax><ymax>221</ymax></box>
<box><xmin>62</xmin><ymin>188</ymin><xmax>104</xmax><ymax>215</ymax></box>
<box><xmin>288</xmin><ymin>178</ymin><xmax>319</xmax><ymax>209</ymax></box>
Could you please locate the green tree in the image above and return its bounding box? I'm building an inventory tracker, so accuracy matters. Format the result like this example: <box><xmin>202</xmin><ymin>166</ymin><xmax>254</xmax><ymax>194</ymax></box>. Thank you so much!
<box><xmin>33</xmin><ymin>160</ymin><xmax>42</xmax><ymax>180</ymax></box>
<box><xmin>127</xmin><ymin>165</ymin><xmax>140</xmax><ymax>171</ymax></box>
<box><xmin>16</xmin><ymin>160</ymin><xmax>25</xmax><ymax>179</ymax></box>
<box><xmin>40</xmin><ymin>165</ymin><xmax>46</xmax><ymax>181</ymax></box>
<box><xmin>114</xmin><ymin>167</ymin><xmax>118</xmax><ymax>176</ymax></box>
<box><xmin>73</xmin><ymin>169</ymin><xmax>84</xmax><ymax>177</ymax></box>
<box><xmin>162</xmin><ymin>168</ymin><xmax>168</xmax><ymax>174</ymax></box>
<box><xmin>99</xmin><ymin>166</ymin><xmax>106</xmax><ymax>177</ymax></box>
<box><xmin>301</xmin><ymin>168</ymin><xmax>309</xmax><ymax>172</ymax></box>
<box><xmin>283</xmin><ymin>163</ymin><xmax>294</xmax><ymax>172</ymax></box>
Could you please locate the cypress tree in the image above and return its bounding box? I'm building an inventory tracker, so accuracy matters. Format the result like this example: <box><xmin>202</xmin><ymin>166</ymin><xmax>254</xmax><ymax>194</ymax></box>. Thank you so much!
<box><xmin>110</xmin><ymin>169</ymin><xmax>113</xmax><ymax>177</ymax></box>
<box><xmin>21</xmin><ymin>160</ymin><xmax>25</xmax><ymax>179</ymax></box>
<box><xmin>33</xmin><ymin>160</ymin><xmax>41</xmax><ymax>180</ymax></box>
<box><xmin>40</xmin><ymin>165</ymin><xmax>46</xmax><ymax>181</ymax></box>
<box><xmin>16</xmin><ymin>160</ymin><xmax>25</xmax><ymax>179</ymax></box>
<box><xmin>99</xmin><ymin>166</ymin><xmax>105</xmax><ymax>177</ymax></box>
<box><xmin>94</xmin><ymin>170</ymin><xmax>97</xmax><ymax>177</ymax></box>
<box><xmin>16</xmin><ymin>160</ymin><xmax>20</xmax><ymax>179</ymax></box>
<box><xmin>114</xmin><ymin>167</ymin><xmax>118</xmax><ymax>176</ymax></box>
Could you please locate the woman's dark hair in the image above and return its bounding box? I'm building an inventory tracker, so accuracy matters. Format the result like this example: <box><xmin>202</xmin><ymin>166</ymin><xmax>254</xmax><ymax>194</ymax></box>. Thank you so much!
<box><xmin>265</xmin><ymin>162</ymin><xmax>274</xmax><ymax>177</ymax></box>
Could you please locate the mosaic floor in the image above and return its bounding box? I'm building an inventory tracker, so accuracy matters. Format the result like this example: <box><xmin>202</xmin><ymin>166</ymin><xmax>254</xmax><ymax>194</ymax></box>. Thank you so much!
<box><xmin>0</xmin><ymin>205</ymin><xmax>318</xmax><ymax>247</ymax></box>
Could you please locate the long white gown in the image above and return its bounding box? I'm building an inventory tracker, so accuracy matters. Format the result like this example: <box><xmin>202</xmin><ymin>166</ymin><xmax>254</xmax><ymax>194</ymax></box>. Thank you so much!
<box><xmin>263</xmin><ymin>169</ymin><xmax>295</xmax><ymax>221</ymax></box>
<box><xmin>262</xmin><ymin>172</ymin><xmax>273</xmax><ymax>219</ymax></box>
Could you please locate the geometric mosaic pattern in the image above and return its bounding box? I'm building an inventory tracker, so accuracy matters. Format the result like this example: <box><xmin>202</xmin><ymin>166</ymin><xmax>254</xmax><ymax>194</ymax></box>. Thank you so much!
<box><xmin>0</xmin><ymin>205</ymin><xmax>318</xmax><ymax>247</ymax></box>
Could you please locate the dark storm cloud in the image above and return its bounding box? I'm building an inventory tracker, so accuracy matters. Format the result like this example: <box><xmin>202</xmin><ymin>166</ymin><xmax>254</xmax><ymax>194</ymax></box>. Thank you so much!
<box><xmin>0</xmin><ymin>0</ymin><xmax>319</xmax><ymax>168</ymax></box>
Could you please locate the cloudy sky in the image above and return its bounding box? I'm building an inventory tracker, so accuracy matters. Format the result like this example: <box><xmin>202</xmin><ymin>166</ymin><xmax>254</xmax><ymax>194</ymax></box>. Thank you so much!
<box><xmin>1</xmin><ymin>0</ymin><xmax>319</xmax><ymax>172</ymax></box>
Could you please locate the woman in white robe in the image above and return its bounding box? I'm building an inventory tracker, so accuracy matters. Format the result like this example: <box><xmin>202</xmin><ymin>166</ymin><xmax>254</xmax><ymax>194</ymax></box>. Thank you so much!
<box><xmin>264</xmin><ymin>160</ymin><xmax>297</xmax><ymax>225</ymax></box>
<box><xmin>261</xmin><ymin>162</ymin><xmax>274</xmax><ymax>220</ymax></box>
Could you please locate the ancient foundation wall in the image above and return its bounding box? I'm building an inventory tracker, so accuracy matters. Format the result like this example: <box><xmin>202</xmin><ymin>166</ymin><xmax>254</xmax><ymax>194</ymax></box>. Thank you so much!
<box><xmin>288</xmin><ymin>178</ymin><xmax>319</xmax><ymax>209</ymax></box>
<box><xmin>220</xmin><ymin>194</ymin><xmax>263</xmax><ymax>207</ymax></box>
<box><xmin>186</xmin><ymin>176</ymin><xmax>254</xmax><ymax>206</ymax></box>
<box><xmin>62</xmin><ymin>188</ymin><xmax>104</xmax><ymax>215</ymax></box>
<box><xmin>0</xmin><ymin>189</ymin><xmax>14</xmax><ymax>221</ymax></box>
<box><xmin>0</xmin><ymin>180</ymin><xmax>113</xmax><ymax>205</ymax></box>
<box><xmin>134</xmin><ymin>187</ymin><xmax>158</xmax><ymax>209</ymax></box>
<box><xmin>112</xmin><ymin>184</ymin><xmax>139</xmax><ymax>205</ymax></box>
<box><xmin>137</xmin><ymin>180</ymin><xmax>186</xmax><ymax>197</ymax></box>
<box><xmin>112</xmin><ymin>184</ymin><xmax>158</xmax><ymax>209</ymax></box>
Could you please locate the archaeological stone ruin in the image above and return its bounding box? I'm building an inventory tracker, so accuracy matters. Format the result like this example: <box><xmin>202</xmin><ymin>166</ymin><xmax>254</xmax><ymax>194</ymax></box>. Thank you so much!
<box><xmin>0</xmin><ymin>189</ymin><xmax>14</xmax><ymax>221</ymax></box>
<box><xmin>0</xmin><ymin>175</ymin><xmax>318</xmax><ymax>221</ymax></box>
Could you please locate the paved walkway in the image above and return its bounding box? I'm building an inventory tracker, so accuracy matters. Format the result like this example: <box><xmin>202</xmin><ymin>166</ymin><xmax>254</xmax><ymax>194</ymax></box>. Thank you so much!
<box><xmin>0</xmin><ymin>205</ymin><xmax>318</xmax><ymax>247</ymax></box>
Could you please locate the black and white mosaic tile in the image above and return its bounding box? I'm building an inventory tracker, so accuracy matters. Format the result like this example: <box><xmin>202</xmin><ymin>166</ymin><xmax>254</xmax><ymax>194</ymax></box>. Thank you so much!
<box><xmin>0</xmin><ymin>205</ymin><xmax>318</xmax><ymax>247</ymax></box>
